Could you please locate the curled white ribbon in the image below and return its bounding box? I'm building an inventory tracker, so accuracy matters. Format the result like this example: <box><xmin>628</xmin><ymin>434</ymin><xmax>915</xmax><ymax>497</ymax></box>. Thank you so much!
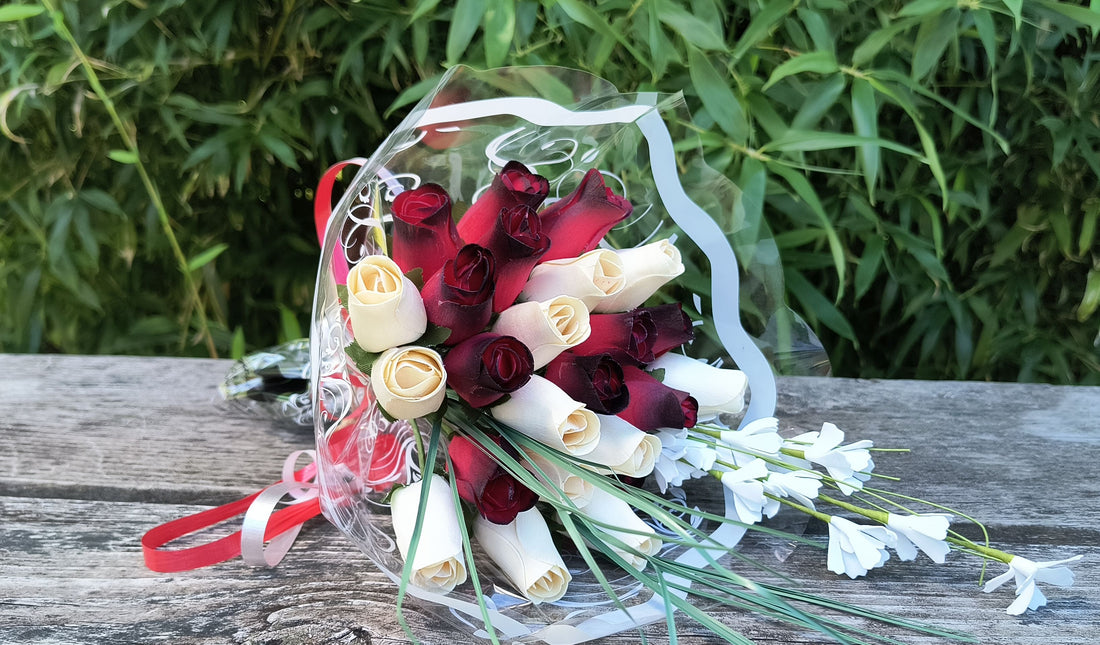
<box><xmin>241</xmin><ymin>449</ymin><xmax>320</xmax><ymax>567</ymax></box>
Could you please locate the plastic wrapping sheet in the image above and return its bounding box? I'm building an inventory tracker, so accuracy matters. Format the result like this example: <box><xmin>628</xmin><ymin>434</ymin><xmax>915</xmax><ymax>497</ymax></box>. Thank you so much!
<box><xmin>308</xmin><ymin>66</ymin><xmax>825</xmax><ymax>642</ymax></box>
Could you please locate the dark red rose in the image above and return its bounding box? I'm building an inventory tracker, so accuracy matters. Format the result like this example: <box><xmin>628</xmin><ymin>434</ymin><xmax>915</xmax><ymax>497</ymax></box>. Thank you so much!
<box><xmin>457</xmin><ymin>161</ymin><xmax>550</xmax><ymax>241</ymax></box>
<box><xmin>538</xmin><ymin>169</ymin><xmax>632</xmax><ymax>262</ymax></box>
<box><xmin>470</xmin><ymin>204</ymin><xmax>552</xmax><ymax>312</ymax></box>
<box><xmin>646</xmin><ymin>303</ymin><xmax>695</xmax><ymax>357</ymax></box>
<box><xmin>421</xmin><ymin>244</ymin><xmax>495</xmax><ymax>345</ymax></box>
<box><xmin>445</xmin><ymin>333</ymin><xmax>535</xmax><ymax>408</ymax></box>
<box><xmin>617</xmin><ymin>365</ymin><xmax>698</xmax><ymax>431</ymax></box>
<box><xmin>448</xmin><ymin>434</ymin><xmax>538</xmax><ymax>524</ymax></box>
<box><xmin>573</xmin><ymin>309</ymin><xmax>657</xmax><ymax>367</ymax></box>
<box><xmin>391</xmin><ymin>183</ymin><xmax>462</xmax><ymax>278</ymax></box>
<box><xmin>543</xmin><ymin>352</ymin><xmax>629</xmax><ymax>415</ymax></box>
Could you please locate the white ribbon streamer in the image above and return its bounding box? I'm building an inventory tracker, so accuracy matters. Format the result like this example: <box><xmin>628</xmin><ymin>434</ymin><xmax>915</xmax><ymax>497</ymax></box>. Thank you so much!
<box><xmin>241</xmin><ymin>450</ymin><xmax>319</xmax><ymax>567</ymax></box>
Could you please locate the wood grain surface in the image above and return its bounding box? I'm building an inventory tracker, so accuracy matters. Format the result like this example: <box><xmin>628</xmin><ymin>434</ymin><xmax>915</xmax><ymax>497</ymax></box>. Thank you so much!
<box><xmin>1</xmin><ymin>354</ymin><xmax>1096</xmax><ymax>644</ymax></box>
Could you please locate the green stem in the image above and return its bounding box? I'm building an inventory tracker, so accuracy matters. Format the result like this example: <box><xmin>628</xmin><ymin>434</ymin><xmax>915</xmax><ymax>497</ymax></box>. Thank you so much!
<box><xmin>769</xmin><ymin>494</ymin><xmax>833</xmax><ymax>524</ymax></box>
<box><xmin>42</xmin><ymin>0</ymin><xmax>218</xmax><ymax>358</ymax></box>
<box><xmin>819</xmin><ymin>493</ymin><xmax>888</xmax><ymax>524</ymax></box>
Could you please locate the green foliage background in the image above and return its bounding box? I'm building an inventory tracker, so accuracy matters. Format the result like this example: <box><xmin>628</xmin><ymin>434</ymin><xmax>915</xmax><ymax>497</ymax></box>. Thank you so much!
<box><xmin>2</xmin><ymin>0</ymin><xmax>1098</xmax><ymax>383</ymax></box>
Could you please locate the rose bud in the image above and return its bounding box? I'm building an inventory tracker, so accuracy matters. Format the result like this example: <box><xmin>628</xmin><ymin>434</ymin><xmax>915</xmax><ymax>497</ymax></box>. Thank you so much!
<box><xmin>346</xmin><ymin>255</ymin><xmax>427</xmax><ymax>352</ymax></box>
<box><xmin>472</xmin><ymin>204</ymin><xmax>551</xmax><ymax>312</ymax></box>
<box><xmin>421</xmin><ymin>244</ymin><xmax>495</xmax><ymax>346</ymax></box>
<box><xmin>390</xmin><ymin>474</ymin><xmax>468</xmax><ymax>593</ymax></box>
<box><xmin>521</xmin><ymin>448</ymin><xmax>594</xmax><ymax>508</ymax></box>
<box><xmin>582</xmin><ymin>486</ymin><xmax>661</xmax><ymax>571</ymax></box>
<box><xmin>391</xmin><ymin>183</ymin><xmax>462</xmax><ymax>279</ymax></box>
<box><xmin>491</xmin><ymin>375</ymin><xmax>601</xmax><ymax>456</ymax></box>
<box><xmin>543</xmin><ymin>352</ymin><xmax>629</xmax><ymax>415</ymax></box>
<box><xmin>456</xmin><ymin>161</ymin><xmax>550</xmax><ymax>241</ymax></box>
<box><xmin>444</xmin><ymin>333</ymin><xmax>534</xmax><ymax>408</ymax></box>
<box><xmin>594</xmin><ymin>239</ymin><xmax>685</xmax><ymax>313</ymax></box>
<box><xmin>370</xmin><ymin>346</ymin><xmax>447</xmax><ymax>420</ymax></box>
<box><xmin>538</xmin><ymin>169</ymin><xmax>633</xmax><ymax>262</ymax></box>
<box><xmin>520</xmin><ymin>249</ymin><xmax>626</xmax><ymax>311</ymax></box>
<box><xmin>584</xmin><ymin>415</ymin><xmax>662</xmax><ymax>478</ymax></box>
<box><xmin>573</xmin><ymin>309</ymin><xmax>657</xmax><ymax>367</ymax></box>
<box><xmin>475</xmin><ymin>508</ymin><xmax>571</xmax><ymax>604</ymax></box>
<box><xmin>616</xmin><ymin>365</ymin><xmax>698</xmax><ymax>431</ymax></box>
<box><xmin>647</xmin><ymin>352</ymin><xmax>748</xmax><ymax>421</ymax></box>
<box><xmin>647</xmin><ymin>303</ymin><xmax>695</xmax><ymax>356</ymax></box>
<box><xmin>448</xmin><ymin>434</ymin><xmax>538</xmax><ymax>525</ymax></box>
<box><xmin>492</xmin><ymin>296</ymin><xmax>591</xmax><ymax>369</ymax></box>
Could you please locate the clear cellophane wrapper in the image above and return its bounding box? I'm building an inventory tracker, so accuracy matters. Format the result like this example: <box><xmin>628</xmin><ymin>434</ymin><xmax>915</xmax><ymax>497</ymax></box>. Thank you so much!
<box><xmin>309</xmin><ymin>66</ymin><xmax>824</xmax><ymax>643</ymax></box>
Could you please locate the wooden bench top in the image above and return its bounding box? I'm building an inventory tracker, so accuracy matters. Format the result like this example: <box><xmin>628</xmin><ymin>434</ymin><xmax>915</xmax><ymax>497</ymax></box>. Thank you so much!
<box><xmin>1</xmin><ymin>353</ymin><xmax>1096</xmax><ymax>643</ymax></box>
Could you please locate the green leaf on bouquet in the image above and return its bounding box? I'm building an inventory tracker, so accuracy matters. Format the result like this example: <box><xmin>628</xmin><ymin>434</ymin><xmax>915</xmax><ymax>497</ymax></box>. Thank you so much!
<box><xmin>417</xmin><ymin>323</ymin><xmax>452</xmax><ymax>347</ymax></box>
<box><xmin>345</xmin><ymin>340</ymin><xmax>381</xmax><ymax>374</ymax></box>
<box><xmin>336</xmin><ymin>284</ymin><xmax>349</xmax><ymax>307</ymax></box>
<box><xmin>403</xmin><ymin>267</ymin><xmax>424</xmax><ymax>289</ymax></box>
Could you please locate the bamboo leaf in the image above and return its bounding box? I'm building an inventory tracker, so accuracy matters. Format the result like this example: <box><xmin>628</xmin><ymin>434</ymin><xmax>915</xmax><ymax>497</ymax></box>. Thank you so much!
<box><xmin>762</xmin><ymin>131</ymin><xmax>920</xmax><ymax>157</ymax></box>
<box><xmin>1004</xmin><ymin>0</ymin><xmax>1024</xmax><ymax>29</ymax></box>
<box><xmin>1079</xmin><ymin>269</ymin><xmax>1100</xmax><ymax>322</ymax></box>
<box><xmin>482</xmin><ymin>1</ymin><xmax>515</xmax><ymax>68</ymax></box>
<box><xmin>769</xmin><ymin>164</ymin><xmax>847</xmax><ymax>300</ymax></box>
<box><xmin>107</xmin><ymin>150</ymin><xmax>138</xmax><ymax>164</ymax></box>
<box><xmin>656</xmin><ymin>0</ymin><xmax>725</xmax><ymax>51</ymax></box>
<box><xmin>855</xmin><ymin>234</ymin><xmax>885</xmax><ymax>301</ymax></box>
<box><xmin>763</xmin><ymin>51</ymin><xmax>839</xmax><ymax>90</ymax></box>
<box><xmin>446</xmin><ymin>0</ymin><xmax>486</xmax><ymax>64</ymax></box>
<box><xmin>730</xmin><ymin>0</ymin><xmax>798</xmax><ymax>63</ymax></box>
<box><xmin>911</xmin><ymin>10</ymin><xmax>959</xmax><ymax>81</ymax></box>
<box><xmin>0</xmin><ymin>5</ymin><xmax>43</xmax><ymax>21</ymax></box>
<box><xmin>688</xmin><ymin>49</ymin><xmax>747</xmax><ymax>144</ymax></box>
<box><xmin>851</xmin><ymin>78</ymin><xmax>880</xmax><ymax>201</ymax></box>
<box><xmin>186</xmin><ymin>243</ymin><xmax>229</xmax><ymax>271</ymax></box>
<box><xmin>784</xmin><ymin>269</ymin><xmax>857</xmax><ymax>342</ymax></box>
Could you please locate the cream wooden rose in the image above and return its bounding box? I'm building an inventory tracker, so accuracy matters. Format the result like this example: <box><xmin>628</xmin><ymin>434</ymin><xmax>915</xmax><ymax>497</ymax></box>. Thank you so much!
<box><xmin>583</xmin><ymin>486</ymin><xmax>662</xmax><ymax>571</ymax></box>
<box><xmin>593</xmin><ymin>238</ymin><xmax>685</xmax><ymax>313</ymax></box>
<box><xmin>390</xmin><ymin>474</ymin><xmax>468</xmax><ymax>593</ymax></box>
<box><xmin>585</xmin><ymin>415</ymin><xmax>661</xmax><ymax>478</ymax></box>
<box><xmin>490</xmin><ymin>375</ymin><xmax>600</xmax><ymax>456</ymax></box>
<box><xmin>647</xmin><ymin>352</ymin><xmax>748</xmax><ymax>421</ymax></box>
<box><xmin>346</xmin><ymin>255</ymin><xmax>427</xmax><ymax>352</ymax></box>
<box><xmin>474</xmin><ymin>508</ymin><xmax>571</xmax><ymax>605</ymax></box>
<box><xmin>491</xmin><ymin>296</ymin><xmax>591</xmax><ymax>369</ymax></box>
<box><xmin>520</xmin><ymin>249</ymin><xmax>625</xmax><ymax>311</ymax></box>
<box><xmin>370</xmin><ymin>346</ymin><xmax>447</xmax><ymax>420</ymax></box>
<box><xmin>522</xmin><ymin>448</ymin><xmax>594</xmax><ymax>508</ymax></box>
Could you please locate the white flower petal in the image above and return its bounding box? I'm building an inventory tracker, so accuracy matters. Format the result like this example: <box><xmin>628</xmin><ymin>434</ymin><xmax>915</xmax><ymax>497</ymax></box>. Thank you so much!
<box><xmin>886</xmin><ymin>513</ymin><xmax>952</xmax><ymax>563</ymax></box>
<box><xmin>346</xmin><ymin>256</ymin><xmax>427</xmax><ymax>352</ymax></box>
<box><xmin>492</xmin><ymin>296</ymin><xmax>591</xmax><ymax>368</ymax></box>
<box><xmin>583</xmin><ymin>486</ymin><xmax>661</xmax><ymax>571</ymax></box>
<box><xmin>585</xmin><ymin>415</ymin><xmax>661</xmax><ymax>477</ymax></box>
<box><xmin>648</xmin><ymin>352</ymin><xmax>747</xmax><ymax>421</ymax></box>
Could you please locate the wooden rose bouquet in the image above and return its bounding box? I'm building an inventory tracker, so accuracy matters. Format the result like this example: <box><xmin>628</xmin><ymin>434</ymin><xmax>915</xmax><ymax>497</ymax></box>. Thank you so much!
<box><xmin>144</xmin><ymin>67</ymin><xmax>1080</xmax><ymax>644</ymax></box>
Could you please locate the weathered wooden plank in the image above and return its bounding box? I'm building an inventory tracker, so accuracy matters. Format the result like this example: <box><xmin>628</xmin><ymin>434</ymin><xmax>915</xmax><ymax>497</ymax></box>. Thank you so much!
<box><xmin>1</xmin><ymin>355</ymin><xmax>1096</xmax><ymax>644</ymax></box>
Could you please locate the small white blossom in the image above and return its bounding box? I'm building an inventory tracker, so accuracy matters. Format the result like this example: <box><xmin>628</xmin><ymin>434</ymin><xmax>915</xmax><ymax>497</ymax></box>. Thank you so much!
<box><xmin>719</xmin><ymin>416</ymin><xmax>782</xmax><ymax>466</ymax></box>
<box><xmin>886</xmin><ymin>513</ymin><xmax>952</xmax><ymax>563</ymax></box>
<box><xmin>653</xmin><ymin>429</ymin><xmax>714</xmax><ymax>493</ymax></box>
<box><xmin>761</xmin><ymin>469</ymin><xmax>823</xmax><ymax>518</ymax></box>
<box><xmin>788</xmin><ymin>422</ymin><xmax>874</xmax><ymax>495</ymax></box>
<box><xmin>827</xmin><ymin>516</ymin><xmax>896</xmax><ymax>578</ymax></box>
<box><xmin>983</xmin><ymin>554</ymin><xmax>1083</xmax><ymax>615</ymax></box>
<box><xmin>718</xmin><ymin>459</ymin><xmax>769</xmax><ymax>525</ymax></box>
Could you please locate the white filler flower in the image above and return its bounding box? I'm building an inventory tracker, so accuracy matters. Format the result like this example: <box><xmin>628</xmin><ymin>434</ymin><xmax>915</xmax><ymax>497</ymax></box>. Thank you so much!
<box><xmin>475</xmin><ymin>508</ymin><xmax>571</xmax><ymax>605</ymax></box>
<box><xmin>719</xmin><ymin>416</ymin><xmax>783</xmax><ymax>466</ymax></box>
<box><xmin>653</xmin><ymin>429</ymin><xmax>714</xmax><ymax>493</ymax></box>
<box><xmin>788</xmin><ymin>422</ymin><xmax>874</xmax><ymax>494</ymax></box>
<box><xmin>827</xmin><ymin>516</ymin><xmax>896</xmax><ymax>579</ymax></box>
<box><xmin>983</xmin><ymin>554</ymin><xmax>1083</xmax><ymax>615</ymax></box>
<box><xmin>761</xmin><ymin>469</ymin><xmax>823</xmax><ymax>519</ymax></box>
<box><xmin>718</xmin><ymin>459</ymin><xmax>769</xmax><ymax>525</ymax></box>
<box><xmin>886</xmin><ymin>513</ymin><xmax>952</xmax><ymax>563</ymax></box>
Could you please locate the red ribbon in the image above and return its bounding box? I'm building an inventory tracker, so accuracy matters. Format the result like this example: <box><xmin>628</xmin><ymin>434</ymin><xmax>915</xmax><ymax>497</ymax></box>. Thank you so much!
<box><xmin>141</xmin><ymin>462</ymin><xmax>322</xmax><ymax>573</ymax></box>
